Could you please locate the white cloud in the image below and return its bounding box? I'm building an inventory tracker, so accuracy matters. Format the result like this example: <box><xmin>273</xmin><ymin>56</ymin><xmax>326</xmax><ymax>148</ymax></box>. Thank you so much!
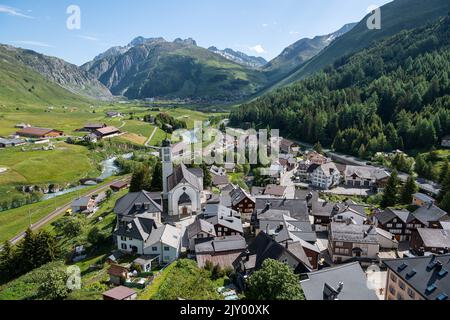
<box><xmin>0</xmin><ymin>5</ymin><xmax>33</xmax><ymax>18</ymax></box>
<box><xmin>289</xmin><ymin>31</ymin><xmax>300</xmax><ymax>36</ymax></box>
<box><xmin>13</xmin><ymin>41</ymin><xmax>54</xmax><ymax>48</ymax></box>
<box><xmin>262</xmin><ymin>23</ymin><xmax>269</xmax><ymax>27</ymax></box>
<box><xmin>77</xmin><ymin>35</ymin><xmax>99</xmax><ymax>41</ymax></box>
<box><xmin>248</xmin><ymin>44</ymin><xmax>266</xmax><ymax>54</ymax></box>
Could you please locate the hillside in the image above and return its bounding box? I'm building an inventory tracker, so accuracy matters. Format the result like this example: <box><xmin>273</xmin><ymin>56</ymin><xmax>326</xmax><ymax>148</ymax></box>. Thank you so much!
<box><xmin>0</xmin><ymin>46</ymin><xmax>94</xmax><ymax>107</ymax></box>
<box><xmin>275</xmin><ymin>0</ymin><xmax>450</xmax><ymax>87</ymax></box>
<box><xmin>0</xmin><ymin>45</ymin><xmax>112</xmax><ymax>101</ymax></box>
<box><xmin>230</xmin><ymin>17</ymin><xmax>450</xmax><ymax>157</ymax></box>
<box><xmin>264</xmin><ymin>23</ymin><xmax>357</xmax><ymax>81</ymax></box>
<box><xmin>82</xmin><ymin>38</ymin><xmax>269</xmax><ymax>101</ymax></box>
<box><xmin>208</xmin><ymin>46</ymin><xmax>267</xmax><ymax>69</ymax></box>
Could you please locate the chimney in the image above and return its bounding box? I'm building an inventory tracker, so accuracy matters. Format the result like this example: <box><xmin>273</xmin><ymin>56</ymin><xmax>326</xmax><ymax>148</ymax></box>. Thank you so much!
<box><xmin>245</xmin><ymin>249</ymin><xmax>250</xmax><ymax>262</ymax></box>
<box><xmin>436</xmin><ymin>261</ymin><xmax>443</xmax><ymax>271</ymax></box>
<box><xmin>230</xmin><ymin>210</ymin><xmax>233</xmax><ymax>218</ymax></box>
<box><xmin>285</xmin><ymin>241</ymin><xmax>289</xmax><ymax>249</ymax></box>
<box><xmin>337</xmin><ymin>282</ymin><xmax>344</xmax><ymax>293</ymax></box>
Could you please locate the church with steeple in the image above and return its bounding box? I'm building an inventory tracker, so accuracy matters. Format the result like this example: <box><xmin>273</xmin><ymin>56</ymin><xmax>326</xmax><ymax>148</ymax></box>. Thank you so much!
<box><xmin>161</xmin><ymin>139</ymin><xmax>203</xmax><ymax>218</ymax></box>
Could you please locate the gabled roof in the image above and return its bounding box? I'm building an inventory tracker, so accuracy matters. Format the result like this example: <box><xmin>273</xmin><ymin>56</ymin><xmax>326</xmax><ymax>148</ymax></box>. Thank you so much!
<box><xmin>187</xmin><ymin>219</ymin><xmax>217</xmax><ymax>239</ymax></box>
<box><xmin>263</xmin><ymin>185</ymin><xmax>287</xmax><ymax>197</ymax></box>
<box><xmin>301</xmin><ymin>262</ymin><xmax>379</xmax><ymax>300</ymax></box>
<box><xmin>329</xmin><ymin>223</ymin><xmax>378</xmax><ymax>244</ymax></box>
<box><xmin>195</xmin><ymin>235</ymin><xmax>246</xmax><ymax>254</ymax></box>
<box><xmin>103</xmin><ymin>286</ymin><xmax>136</xmax><ymax>300</ymax></box>
<box><xmin>230</xmin><ymin>186</ymin><xmax>255</xmax><ymax>206</ymax></box>
<box><xmin>114</xmin><ymin>191</ymin><xmax>162</xmax><ymax>217</ymax></box>
<box><xmin>95</xmin><ymin>126</ymin><xmax>120</xmax><ymax>136</ymax></box>
<box><xmin>256</xmin><ymin>198</ymin><xmax>309</xmax><ymax>221</ymax></box>
<box><xmin>114</xmin><ymin>217</ymin><xmax>159</xmax><ymax>241</ymax></box>
<box><xmin>17</xmin><ymin>127</ymin><xmax>60</xmax><ymax>136</ymax></box>
<box><xmin>413</xmin><ymin>204</ymin><xmax>448</xmax><ymax>226</ymax></box>
<box><xmin>71</xmin><ymin>197</ymin><xmax>92</xmax><ymax>207</ymax></box>
<box><xmin>207</xmin><ymin>209</ymin><xmax>244</xmax><ymax>234</ymax></box>
<box><xmin>344</xmin><ymin>165</ymin><xmax>390</xmax><ymax>181</ymax></box>
<box><xmin>160</xmin><ymin>224</ymin><xmax>182</xmax><ymax>249</ymax></box>
<box><xmin>384</xmin><ymin>254</ymin><xmax>450</xmax><ymax>300</ymax></box>
<box><xmin>416</xmin><ymin>228</ymin><xmax>450</xmax><ymax>249</ymax></box>
<box><xmin>168</xmin><ymin>163</ymin><xmax>203</xmax><ymax>191</ymax></box>
<box><xmin>316</xmin><ymin>162</ymin><xmax>339</xmax><ymax>177</ymax></box>
<box><xmin>212</xmin><ymin>174</ymin><xmax>229</xmax><ymax>186</ymax></box>
<box><xmin>375</xmin><ymin>208</ymin><xmax>414</xmax><ymax>225</ymax></box>
<box><xmin>413</xmin><ymin>193</ymin><xmax>435</xmax><ymax>203</ymax></box>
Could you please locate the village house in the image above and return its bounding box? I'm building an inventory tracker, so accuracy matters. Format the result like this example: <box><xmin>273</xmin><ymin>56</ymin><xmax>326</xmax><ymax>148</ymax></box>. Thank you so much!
<box><xmin>255</xmin><ymin>198</ymin><xmax>310</xmax><ymax>223</ymax></box>
<box><xmin>280</xmin><ymin>138</ymin><xmax>300</xmax><ymax>154</ymax></box>
<box><xmin>300</xmin><ymin>262</ymin><xmax>379</xmax><ymax>300</ymax></box>
<box><xmin>410</xmin><ymin>228</ymin><xmax>450</xmax><ymax>255</ymax></box>
<box><xmin>305</xmin><ymin>151</ymin><xmax>330</xmax><ymax>165</ymax></box>
<box><xmin>343</xmin><ymin>165</ymin><xmax>390</xmax><ymax>192</ymax></box>
<box><xmin>110</xmin><ymin>181</ymin><xmax>129</xmax><ymax>192</ymax></box>
<box><xmin>186</xmin><ymin>219</ymin><xmax>217</xmax><ymax>251</ymax></box>
<box><xmin>0</xmin><ymin>137</ymin><xmax>26</xmax><ymax>148</ymax></box>
<box><xmin>71</xmin><ymin>196</ymin><xmax>96</xmax><ymax>214</ymax></box>
<box><xmin>94</xmin><ymin>126</ymin><xmax>121</xmax><ymax>139</ymax></box>
<box><xmin>103</xmin><ymin>286</ymin><xmax>137</xmax><ymax>301</ymax></box>
<box><xmin>233</xmin><ymin>231</ymin><xmax>319</xmax><ymax>281</ymax></box>
<box><xmin>206</xmin><ymin>208</ymin><xmax>244</xmax><ymax>237</ymax></box>
<box><xmin>255</xmin><ymin>209</ymin><xmax>317</xmax><ymax>244</ymax></box>
<box><xmin>114</xmin><ymin>190</ymin><xmax>163</xmax><ymax>223</ymax></box>
<box><xmin>328</xmin><ymin>222</ymin><xmax>379</xmax><ymax>264</ymax></box>
<box><xmin>384</xmin><ymin>254</ymin><xmax>450</xmax><ymax>300</ymax></box>
<box><xmin>262</xmin><ymin>184</ymin><xmax>287</xmax><ymax>198</ymax></box>
<box><xmin>212</xmin><ymin>174</ymin><xmax>230</xmax><ymax>188</ymax></box>
<box><xmin>311</xmin><ymin>162</ymin><xmax>341</xmax><ymax>190</ymax></box>
<box><xmin>412</xmin><ymin>193</ymin><xmax>436</xmax><ymax>207</ymax></box>
<box><xmin>297</xmin><ymin>159</ymin><xmax>312</xmax><ymax>181</ymax></box>
<box><xmin>107</xmin><ymin>264</ymin><xmax>130</xmax><ymax>286</ymax></box>
<box><xmin>200</xmin><ymin>204</ymin><xmax>241</xmax><ymax>220</ymax></box>
<box><xmin>113</xmin><ymin>216</ymin><xmax>182</xmax><ymax>264</ymax></box>
<box><xmin>82</xmin><ymin>123</ymin><xmax>107</xmax><ymax>132</ymax></box>
<box><xmin>16</xmin><ymin>127</ymin><xmax>64</xmax><ymax>139</ymax></box>
<box><xmin>195</xmin><ymin>235</ymin><xmax>247</xmax><ymax>269</ymax></box>
<box><xmin>376</xmin><ymin>228</ymin><xmax>399</xmax><ymax>250</ymax></box>
<box><xmin>229</xmin><ymin>186</ymin><xmax>255</xmax><ymax>219</ymax></box>
<box><xmin>279</xmin><ymin>154</ymin><xmax>297</xmax><ymax>171</ymax></box>
<box><xmin>412</xmin><ymin>204</ymin><xmax>449</xmax><ymax>229</ymax></box>
<box><xmin>374</xmin><ymin>208</ymin><xmax>425</xmax><ymax>242</ymax></box>
<box><xmin>106</xmin><ymin>111</ymin><xmax>122</xmax><ymax>118</ymax></box>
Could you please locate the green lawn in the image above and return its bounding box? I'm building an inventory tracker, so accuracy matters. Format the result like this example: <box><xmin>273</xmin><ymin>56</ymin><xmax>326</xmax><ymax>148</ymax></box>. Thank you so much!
<box><xmin>0</xmin><ymin>176</ymin><xmax>123</xmax><ymax>243</ymax></box>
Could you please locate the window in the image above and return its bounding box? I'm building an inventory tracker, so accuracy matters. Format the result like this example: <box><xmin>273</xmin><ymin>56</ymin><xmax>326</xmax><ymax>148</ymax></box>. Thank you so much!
<box><xmin>335</xmin><ymin>242</ymin><xmax>344</xmax><ymax>247</ymax></box>
<box><xmin>164</xmin><ymin>246</ymin><xmax>170</xmax><ymax>251</ymax></box>
<box><xmin>390</xmin><ymin>273</ymin><xmax>397</xmax><ymax>283</ymax></box>
<box><xmin>152</xmin><ymin>247</ymin><xmax>157</xmax><ymax>252</ymax></box>
<box><xmin>389</xmin><ymin>286</ymin><xmax>396</xmax><ymax>295</ymax></box>
<box><xmin>121</xmin><ymin>244</ymin><xmax>127</xmax><ymax>250</ymax></box>
<box><xmin>399</xmin><ymin>281</ymin><xmax>406</xmax><ymax>290</ymax></box>
<box><xmin>121</xmin><ymin>236</ymin><xmax>126</xmax><ymax>241</ymax></box>
<box><xmin>407</xmin><ymin>288</ymin><xmax>415</xmax><ymax>299</ymax></box>
<box><xmin>397</xmin><ymin>293</ymin><xmax>404</xmax><ymax>300</ymax></box>
<box><xmin>128</xmin><ymin>238</ymin><xmax>133</xmax><ymax>241</ymax></box>
<box><xmin>387</xmin><ymin>224</ymin><xmax>393</xmax><ymax>228</ymax></box>
<box><xmin>396</xmin><ymin>224</ymin><xmax>403</xmax><ymax>228</ymax></box>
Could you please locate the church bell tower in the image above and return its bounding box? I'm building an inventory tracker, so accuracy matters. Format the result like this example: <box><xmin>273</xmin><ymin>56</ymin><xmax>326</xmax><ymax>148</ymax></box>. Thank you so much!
<box><xmin>161</xmin><ymin>138</ymin><xmax>173</xmax><ymax>200</ymax></box>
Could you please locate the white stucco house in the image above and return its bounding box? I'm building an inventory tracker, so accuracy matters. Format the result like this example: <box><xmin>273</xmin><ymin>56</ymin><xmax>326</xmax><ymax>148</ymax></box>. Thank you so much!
<box><xmin>311</xmin><ymin>162</ymin><xmax>341</xmax><ymax>190</ymax></box>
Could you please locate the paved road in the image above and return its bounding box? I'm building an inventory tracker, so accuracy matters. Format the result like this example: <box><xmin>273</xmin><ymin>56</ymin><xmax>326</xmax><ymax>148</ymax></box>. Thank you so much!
<box><xmin>294</xmin><ymin>140</ymin><xmax>441</xmax><ymax>196</ymax></box>
<box><xmin>8</xmin><ymin>177</ymin><xmax>130</xmax><ymax>246</ymax></box>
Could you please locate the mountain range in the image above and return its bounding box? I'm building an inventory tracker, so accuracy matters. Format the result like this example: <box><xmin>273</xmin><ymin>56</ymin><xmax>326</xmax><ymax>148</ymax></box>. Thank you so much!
<box><xmin>1</xmin><ymin>0</ymin><xmax>450</xmax><ymax>104</ymax></box>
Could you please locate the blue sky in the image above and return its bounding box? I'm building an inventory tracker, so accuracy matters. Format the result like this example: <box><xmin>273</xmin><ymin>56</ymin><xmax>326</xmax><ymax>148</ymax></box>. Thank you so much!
<box><xmin>0</xmin><ymin>0</ymin><xmax>391</xmax><ymax>65</ymax></box>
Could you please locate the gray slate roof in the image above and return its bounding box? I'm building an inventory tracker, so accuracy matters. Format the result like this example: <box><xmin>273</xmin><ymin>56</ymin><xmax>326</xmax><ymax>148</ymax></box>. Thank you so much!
<box><xmin>207</xmin><ymin>209</ymin><xmax>244</xmax><ymax>234</ymax></box>
<box><xmin>413</xmin><ymin>204</ymin><xmax>448</xmax><ymax>226</ymax></box>
<box><xmin>187</xmin><ymin>219</ymin><xmax>216</xmax><ymax>239</ymax></box>
<box><xmin>375</xmin><ymin>208</ymin><xmax>414</xmax><ymax>225</ymax></box>
<box><xmin>329</xmin><ymin>223</ymin><xmax>378</xmax><ymax>244</ymax></box>
<box><xmin>301</xmin><ymin>262</ymin><xmax>379</xmax><ymax>300</ymax></box>
<box><xmin>256</xmin><ymin>198</ymin><xmax>309</xmax><ymax>221</ymax></box>
<box><xmin>114</xmin><ymin>191</ymin><xmax>162</xmax><ymax>217</ymax></box>
<box><xmin>384</xmin><ymin>254</ymin><xmax>450</xmax><ymax>300</ymax></box>
<box><xmin>195</xmin><ymin>235</ymin><xmax>246</xmax><ymax>254</ymax></box>
<box><xmin>168</xmin><ymin>163</ymin><xmax>203</xmax><ymax>191</ymax></box>
<box><xmin>114</xmin><ymin>217</ymin><xmax>158</xmax><ymax>241</ymax></box>
<box><xmin>416</xmin><ymin>228</ymin><xmax>450</xmax><ymax>249</ymax></box>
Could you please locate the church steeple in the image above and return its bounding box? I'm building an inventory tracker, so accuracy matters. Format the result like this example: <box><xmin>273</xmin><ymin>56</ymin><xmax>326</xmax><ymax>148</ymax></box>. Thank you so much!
<box><xmin>161</xmin><ymin>138</ymin><xmax>173</xmax><ymax>200</ymax></box>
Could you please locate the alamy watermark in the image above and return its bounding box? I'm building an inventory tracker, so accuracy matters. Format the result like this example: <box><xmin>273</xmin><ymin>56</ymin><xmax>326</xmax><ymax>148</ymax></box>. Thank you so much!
<box><xmin>66</xmin><ymin>5</ymin><xmax>81</xmax><ymax>30</ymax></box>
<box><xmin>171</xmin><ymin>122</ymin><xmax>280</xmax><ymax>175</ymax></box>
<box><xmin>367</xmin><ymin>5</ymin><xmax>381</xmax><ymax>30</ymax></box>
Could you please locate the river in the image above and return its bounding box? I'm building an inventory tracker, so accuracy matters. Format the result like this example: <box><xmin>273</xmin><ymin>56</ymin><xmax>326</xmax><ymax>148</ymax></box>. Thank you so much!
<box><xmin>42</xmin><ymin>153</ymin><xmax>133</xmax><ymax>200</ymax></box>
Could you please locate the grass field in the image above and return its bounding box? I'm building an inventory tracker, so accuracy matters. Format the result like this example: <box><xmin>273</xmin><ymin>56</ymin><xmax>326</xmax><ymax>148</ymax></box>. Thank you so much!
<box><xmin>0</xmin><ymin>176</ymin><xmax>123</xmax><ymax>243</ymax></box>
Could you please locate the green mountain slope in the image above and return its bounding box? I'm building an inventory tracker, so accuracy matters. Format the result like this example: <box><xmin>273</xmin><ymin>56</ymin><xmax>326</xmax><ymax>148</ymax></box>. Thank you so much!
<box><xmin>82</xmin><ymin>38</ymin><xmax>269</xmax><ymax>101</ymax></box>
<box><xmin>0</xmin><ymin>45</ymin><xmax>92</xmax><ymax>107</ymax></box>
<box><xmin>275</xmin><ymin>0</ymin><xmax>450</xmax><ymax>87</ymax></box>
<box><xmin>230</xmin><ymin>16</ymin><xmax>450</xmax><ymax>157</ymax></box>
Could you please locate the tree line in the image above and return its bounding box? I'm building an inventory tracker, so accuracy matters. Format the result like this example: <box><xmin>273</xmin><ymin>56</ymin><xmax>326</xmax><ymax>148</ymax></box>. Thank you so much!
<box><xmin>230</xmin><ymin>17</ymin><xmax>450</xmax><ymax>158</ymax></box>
